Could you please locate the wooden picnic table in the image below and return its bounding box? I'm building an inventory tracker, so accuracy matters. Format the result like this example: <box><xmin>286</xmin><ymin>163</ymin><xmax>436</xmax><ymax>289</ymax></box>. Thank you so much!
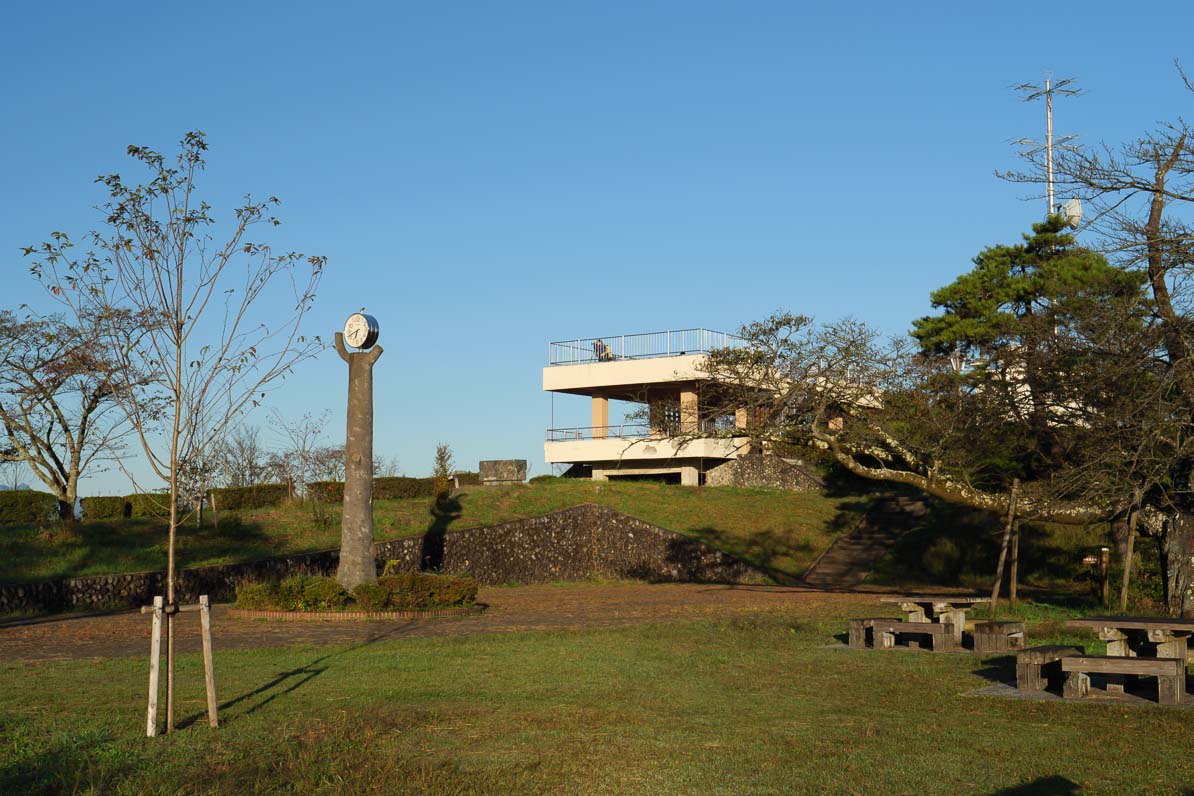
<box><xmin>1066</xmin><ymin>616</ymin><xmax>1194</xmax><ymax>662</ymax></box>
<box><xmin>878</xmin><ymin>595</ymin><xmax>990</xmax><ymax>644</ymax></box>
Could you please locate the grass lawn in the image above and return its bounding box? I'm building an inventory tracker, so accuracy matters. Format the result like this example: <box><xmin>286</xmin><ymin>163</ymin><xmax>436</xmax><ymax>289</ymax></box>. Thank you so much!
<box><xmin>2</xmin><ymin>601</ymin><xmax>1191</xmax><ymax>794</ymax></box>
<box><xmin>0</xmin><ymin>480</ymin><xmax>869</xmax><ymax>585</ymax></box>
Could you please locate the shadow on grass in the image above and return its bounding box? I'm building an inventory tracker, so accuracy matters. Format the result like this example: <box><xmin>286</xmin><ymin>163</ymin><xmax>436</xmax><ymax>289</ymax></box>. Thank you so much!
<box><xmin>989</xmin><ymin>776</ymin><xmax>1082</xmax><ymax>795</ymax></box>
<box><xmin>0</xmin><ymin>515</ymin><xmax>276</xmax><ymax>587</ymax></box>
<box><xmin>619</xmin><ymin>529</ymin><xmax>817</xmax><ymax>585</ymax></box>
<box><xmin>973</xmin><ymin>655</ymin><xmax>1018</xmax><ymax>686</ymax></box>
<box><xmin>684</xmin><ymin>526</ymin><xmax>817</xmax><ymax>584</ymax></box>
<box><xmin>177</xmin><ymin>624</ymin><xmax>419</xmax><ymax>730</ymax></box>
<box><xmin>0</xmin><ymin>718</ymin><xmax>132</xmax><ymax>795</ymax></box>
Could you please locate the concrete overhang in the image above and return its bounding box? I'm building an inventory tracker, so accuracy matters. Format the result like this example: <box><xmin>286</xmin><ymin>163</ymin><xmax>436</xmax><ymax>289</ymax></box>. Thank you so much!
<box><xmin>543</xmin><ymin>354</ymin><xmax>707</xmax><ymax>396</ymax></box>
<box><xmin>544</xmin><ymin>435</ymin><xmax>744</xmax><ymax>464</ymax></box>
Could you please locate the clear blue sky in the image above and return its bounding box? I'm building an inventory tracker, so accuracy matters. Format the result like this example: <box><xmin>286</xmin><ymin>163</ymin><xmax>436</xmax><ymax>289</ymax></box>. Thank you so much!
<box><xmin>3</xmin><ymin>1</ymin><xmax>1193</xmax><ymax>493</ymax></box>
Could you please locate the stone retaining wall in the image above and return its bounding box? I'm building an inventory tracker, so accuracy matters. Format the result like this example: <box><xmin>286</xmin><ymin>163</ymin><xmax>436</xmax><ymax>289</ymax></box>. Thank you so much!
<box><xmin>0</xmin><ymin>504</ymin><xmax>763</xmax><ymax>614</ymax></box>
<box><xmin>704</xmin><ymin>455</ymin><xmax>824</xmax><ymax>491</ymax></box>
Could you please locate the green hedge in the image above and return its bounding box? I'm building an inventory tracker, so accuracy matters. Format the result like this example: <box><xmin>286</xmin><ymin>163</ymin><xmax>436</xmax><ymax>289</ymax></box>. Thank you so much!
<box><xmin>528</xmin><ymin>475</ymin><xmax>558</xmax><ymax>484</ymax></box>
<box><xmin>0</xmin><ymin>490</ymin><xmax>58</xmax><ymax>525</ymax></box>
<box><xmin>210</xmin><ymin>483</ymin><xmax>290</xmax><ymax>511</ymax></box>
<box><xmin>378</xmin><ymin>572</ymin><xmax>479</xmax><ymax>609</ymax></box>
<box><xmin>234</xmin><ymin>572</ymin><xmax>478</xmax><ymax>612</ymax></box>
<box><xmin>127</xmin><ymin>493</ymin><xmax>169</xmax><ymax>519</ymax></box>
<box><xmin>455</xmin><ymin>471</ymin><xmax>481</xmax><ymax>486</ymax></box>
<box><xmin>375</xmin><ymin>477</ymin><xmax>436</xmax><ymax>500</ymax></box>
<box><xmin>307</xmin><ymin>481</ymin><xmax>344</xmax><ymax>502</ymax></box>
<box><xmin>80</xmin><ymin>493</ymin><xmax>170</xmax><ymax>520</ymax></box>
<box><xmin>309</xmin><ymin>476</ymin><xmax>436</xmax><ymax>503</ymax></box>
<box><xmin>80</xmin><ymin>496</ymin><xmax>130</xmax><ymax>520</ymax></box>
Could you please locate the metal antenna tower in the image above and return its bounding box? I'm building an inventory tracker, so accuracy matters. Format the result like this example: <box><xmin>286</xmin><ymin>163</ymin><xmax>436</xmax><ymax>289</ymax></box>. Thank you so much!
<box><xmin>1014</xmin><ymin>75</ymin><xmax>1082</xmax><ymax>216</ymax></box>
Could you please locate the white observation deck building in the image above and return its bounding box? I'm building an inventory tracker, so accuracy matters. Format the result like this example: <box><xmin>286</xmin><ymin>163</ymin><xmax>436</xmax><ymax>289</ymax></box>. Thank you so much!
<box><xmin>543</xmin><ymin>329</ymin><xmax>752</xmax><ymax>486</ymax></box>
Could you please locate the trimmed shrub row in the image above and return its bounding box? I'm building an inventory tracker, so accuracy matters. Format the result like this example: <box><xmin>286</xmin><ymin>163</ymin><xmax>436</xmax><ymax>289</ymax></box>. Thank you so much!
<box><xmin>210</xmin><ymin>483</ymin><xmax>290</xmax><ymax>511</ymax></box>
<box><xmin>80</xmin><ymin>493</ymin><xmax>170</xmax><ymax>520</ymax></box>
<box><xmin>233</xmin><ymin>572</ymin><xmax>479</xmax><ymax>612</ymax></box>
<box><xmin>79</xmin><ymin>496</ymin><xmax>129</xmax><ymax>520</ymax></box>
<box><xmin>308</xmin><ymin>476</ymin><xmax>437</xmax><ymax>503</ymax></box>
<box><xmin>0</xmin><ymin>490</ymin><xmax>58</xmax><ymax>525</ymax></box>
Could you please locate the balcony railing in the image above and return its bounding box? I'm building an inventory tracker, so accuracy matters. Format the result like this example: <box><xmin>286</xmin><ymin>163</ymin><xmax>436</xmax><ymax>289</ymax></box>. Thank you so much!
<box><xmin>545</xmin><ymin>418</ymin><xmax>742</xmax><ymax>442</ymax></box>
<box><xmin>546</xmin><ymin>424</ymin><xmax>652</xmax><ymax>442</ymax></box>
<box><xmin>547</xmin><ymin>328</ymin><xmax>745</xmax><ymax>366</ymax></box>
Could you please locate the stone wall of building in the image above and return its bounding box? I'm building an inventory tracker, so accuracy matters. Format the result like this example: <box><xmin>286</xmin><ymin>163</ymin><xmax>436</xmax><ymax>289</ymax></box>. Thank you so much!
<box><xmin>704</xmin><ymin>455</ymin><xmax>824</xmax><ymax>492</ymax></box>
<box><xmin>0</xmin><ymin>504</ymin><xmax>763</xmax><ymax>614</ymax></box>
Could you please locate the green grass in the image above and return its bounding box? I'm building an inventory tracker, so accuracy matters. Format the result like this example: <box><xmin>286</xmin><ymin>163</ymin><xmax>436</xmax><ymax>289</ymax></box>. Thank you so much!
<box><xmin>864</xmin><ymin>499</ymin><xmax>1108</xmax><ymax>594</ymax></box>
<box><xmin>2</xmin><ymin>603</ymin><xmax>1191</xmax><ymax>794</ymax></box>
<box><xmin>0</xmin><ymin>480</ymin><xmax>869</xmax><ymax>585</ymax></box>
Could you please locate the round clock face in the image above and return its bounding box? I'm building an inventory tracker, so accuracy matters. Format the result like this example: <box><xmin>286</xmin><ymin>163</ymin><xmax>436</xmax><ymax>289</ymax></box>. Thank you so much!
<box><xmin>343</xmin><ymin>313</ymin><xmax>378</xmax><ymax>349</ymax></box>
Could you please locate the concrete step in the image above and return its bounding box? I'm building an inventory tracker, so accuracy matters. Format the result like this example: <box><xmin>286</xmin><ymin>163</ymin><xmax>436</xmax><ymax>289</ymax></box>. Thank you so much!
<box><xmin>800</xmin><ymin>496</ymin><xmax>927</xmax><ymax>588</ymax></box>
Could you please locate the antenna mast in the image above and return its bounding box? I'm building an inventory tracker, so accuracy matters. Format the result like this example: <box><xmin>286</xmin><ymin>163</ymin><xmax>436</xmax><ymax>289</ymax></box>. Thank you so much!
<box><xmin>1014</xmin><ymin>75</ymin><xmax>1081</xmax><ymax>217</ymax></box>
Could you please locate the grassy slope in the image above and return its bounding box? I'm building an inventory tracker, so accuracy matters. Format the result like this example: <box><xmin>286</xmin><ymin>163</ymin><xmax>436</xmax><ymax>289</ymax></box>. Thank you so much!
<box><xmin>0</xmin><ymin>480</ymin><xmax>869</xmax><ymax>585</ymax></box>
<box><xmin>2</xmin><ymin>604</ymin><xmax>1191</xmax><ymax>794</ymax></box>
<box><xmin>863</xmin><ymin>498</ymin><xmax>1110</xmax><ymax>597</ymax></box>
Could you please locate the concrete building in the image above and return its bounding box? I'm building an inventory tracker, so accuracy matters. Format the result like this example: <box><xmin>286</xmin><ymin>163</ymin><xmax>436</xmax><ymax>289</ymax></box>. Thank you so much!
<box><xmin>543</xmin><ymin>329</ymin><xmax>752</xmax><ymax>486</ymax></box>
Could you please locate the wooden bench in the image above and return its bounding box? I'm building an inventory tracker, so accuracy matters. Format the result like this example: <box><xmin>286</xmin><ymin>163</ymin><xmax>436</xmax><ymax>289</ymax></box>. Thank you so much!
<box><xmin>973</xmin><ymin>621</ymin><xmax>1026</xmax><ymax>655</ymax></box>
<box><xmin>872</xmin><ymin>619</ymin><xmax>956</xmax><ymax>651</ymax></box>
<box><xmin>848</xmin><ymin>617</ymin><xmax>892</xmax><ymax>649</ymax></box>
<box><xmin>1016</xmin><ymin>645</ymin><xmax>1083</xmax><ymax>691</ymax></box>
<box><xmin>1061</xmin><ymin>655</ymin><xmax>1186</xmax><ymax>705</ymax></box>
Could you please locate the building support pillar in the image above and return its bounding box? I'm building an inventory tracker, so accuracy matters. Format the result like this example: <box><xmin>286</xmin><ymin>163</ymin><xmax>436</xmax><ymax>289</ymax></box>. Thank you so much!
<box><xmin>592</xmin><ymin>395</ymin><xmax>609</xmax><ymax>439</ymax></box>
<box><xmin>680</xmin><ymin>389</ymin><xmax>698</xmax><ymax>434</ymax></box>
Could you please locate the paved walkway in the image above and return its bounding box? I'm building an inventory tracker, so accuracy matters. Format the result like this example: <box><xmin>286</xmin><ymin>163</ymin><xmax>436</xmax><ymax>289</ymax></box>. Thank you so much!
<box><xmin>0</xmin><ymin>583</ymin><xmax>876</xmax><ymax>662</ymax></box>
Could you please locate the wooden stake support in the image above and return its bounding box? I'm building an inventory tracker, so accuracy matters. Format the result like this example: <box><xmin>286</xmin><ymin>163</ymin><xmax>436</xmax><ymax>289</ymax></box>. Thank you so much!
<box><xmin>142</xmin><ymin>594</ymin><xmax>219</xmax><ymax>736</ymax></box>
<box><xmin>199</xmin><ymin>595</ymin><xmax>219</xmax><ymax>728</ymax></box>
<box><xmin>146</xmin><ymin>596</ymin><xmax>164</xmax><ymax>737</ymax></box>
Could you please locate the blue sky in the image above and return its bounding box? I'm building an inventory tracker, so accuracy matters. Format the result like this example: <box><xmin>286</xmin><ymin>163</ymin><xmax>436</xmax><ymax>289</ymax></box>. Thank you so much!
<box><xmin>3</xmin><ymin>1</ymin><xmax>1194</xmax><ymax>493</ymax></box>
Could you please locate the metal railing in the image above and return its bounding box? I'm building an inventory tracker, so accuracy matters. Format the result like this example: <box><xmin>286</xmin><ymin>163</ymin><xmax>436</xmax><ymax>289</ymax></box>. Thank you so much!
<box><xmin>545</xmin><ymin>418</ymin><xmax>741</xmax><ymax>442</ymax></box>
<box><xmin>546</xmin><ymin>424</ymin><xmax>653</xmax><ymax>442</ymax></box>
<box><xmin>547</xmin><ymin>328</ymin><xmax>746</xmax><ymax>366</ymax></box>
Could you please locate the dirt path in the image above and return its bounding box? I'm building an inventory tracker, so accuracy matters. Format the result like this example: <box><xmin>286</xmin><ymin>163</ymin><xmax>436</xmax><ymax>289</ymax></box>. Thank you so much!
<box><xmin>0</xmin><ymin>583</ymin><xmax>877</xmax><ymax>662</ymax></box>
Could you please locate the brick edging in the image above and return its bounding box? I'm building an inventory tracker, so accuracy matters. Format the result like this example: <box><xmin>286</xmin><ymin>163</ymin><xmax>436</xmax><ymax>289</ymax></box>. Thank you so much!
<box><xmin>227</xmin><ymin>605</ymin><xmax>486</xmax><ymax>621</ymax></box>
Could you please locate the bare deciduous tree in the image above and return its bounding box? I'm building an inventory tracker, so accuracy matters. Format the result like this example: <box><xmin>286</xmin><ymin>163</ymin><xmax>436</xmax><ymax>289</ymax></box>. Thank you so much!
<box><xmin>212</xmin><ymin>424</ymin><xmax>270</xmax><ymax>488</ymax></box>
<box><xmin>0</xmin><ymin>310</ymin><xmax>139</xmax><ymax>519</ymax></box>
<box><xmin>270</xmin><ymin>409</ymin><xmax>333</xmax><ymax>497</ymax></box>
<box><xmin>26</xmin><ymin>131</ymin><xmax>324</xmax><ymax>733</ymax></box>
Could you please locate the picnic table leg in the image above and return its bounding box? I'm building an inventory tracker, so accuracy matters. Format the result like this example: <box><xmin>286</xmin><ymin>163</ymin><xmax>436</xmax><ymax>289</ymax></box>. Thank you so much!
<box><xmin>1155</xmin><ymin>634</ymin><xmax>1186</xmax><ymax>662</ymax></box>
<box><xmin>1100</xmin><ymin>629</ymin><xmax>1131</xmax><ymax>657</ymax></box>
<box><xmin>1097</xmin><ymin>629</ymin><xmax>1134</xmax><ymax>692</ymax></box>
<box><xmin>938</xmin><ymin>608</ymin><xmax>967</xmax><ymax>645</ymax></box>
<box><xmin>898</xmin><ymin>602</ymin><xmax>927</xmax><ymax>623</ymax></box>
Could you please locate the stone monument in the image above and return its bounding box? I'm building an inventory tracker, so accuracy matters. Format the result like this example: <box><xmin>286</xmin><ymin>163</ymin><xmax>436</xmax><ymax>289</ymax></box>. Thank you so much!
<box><xmin>479</xmin><ymin>459</ymin><xmax>528</xmax><ymax>486</ymax></box>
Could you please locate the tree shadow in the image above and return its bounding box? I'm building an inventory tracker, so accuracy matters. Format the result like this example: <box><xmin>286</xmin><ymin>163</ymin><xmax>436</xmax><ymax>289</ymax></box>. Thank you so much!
<box><xmin>420</xmin><ymin>493</ymin><xmax>462</xmax><ymax>572</ymax></box>
<box><xmin>0</xmin><ymin>717</ymin><xmax>134</xmax><ymax>794</ymax></box>
<box><xmin>177</xmin><ymin>624</ymin><xmax>417</xmax><ymax>730</ymax></box>
<box><xmin>988</xmin><ymin>776</ymin><xmax>1082</xmax><ymax>795</ymax></box>
<box><xmin>674</xmin><ymin>526</ymin><xmax>816</xmax><ymax>584</ymax></box>
<box><xmin>0</xmin><ymin>516</ymin><xmax>276</xmax><ymax>611</ymax></box>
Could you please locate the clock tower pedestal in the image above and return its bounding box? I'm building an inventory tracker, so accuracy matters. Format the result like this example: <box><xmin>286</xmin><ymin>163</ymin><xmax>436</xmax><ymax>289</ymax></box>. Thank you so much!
<box><xmin>334</xmin><ymin>331</ymin><xmax>383</xmax><ymax>590</ymax></box>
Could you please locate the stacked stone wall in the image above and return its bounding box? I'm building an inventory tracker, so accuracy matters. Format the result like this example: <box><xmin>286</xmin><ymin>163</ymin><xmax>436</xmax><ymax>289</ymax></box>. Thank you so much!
<box><xmin>704</xmin><ymin>456</ymin><xmax>824</xmax><ymax>491</ymax></box>
<box><xmin>0</xmin><ymin>504</ymin><xmax>763</xmax><ymax>613</ymax></box>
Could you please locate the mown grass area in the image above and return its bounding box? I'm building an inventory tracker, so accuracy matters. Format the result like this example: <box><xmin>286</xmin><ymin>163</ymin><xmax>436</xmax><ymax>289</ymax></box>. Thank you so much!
<box><xmin>2</xmin><ymin>603</ymin><xmax>1191</xmax><ymax>794</ymax></box>
<box><xmin>0</xmin><ymin>480</ymin><xmax>871</xmax><ymax>585</ymax></box>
